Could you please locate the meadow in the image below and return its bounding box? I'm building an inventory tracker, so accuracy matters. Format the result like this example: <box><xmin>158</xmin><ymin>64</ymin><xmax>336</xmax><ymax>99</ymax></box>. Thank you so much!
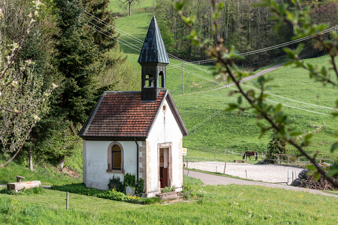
<box><xmin>113</xmin><ymin>10</ymin><xmax>338</xmax><ymax>160</ymax></box>
<box><xmin>108</xmin><ymin>0</ymin><xmax>154</xmax><ymax>13</ymax></box>
<box><xmin>0</xmin><ymin>175</ymin><xmax>337</xmax><ymax>224</ymax></box>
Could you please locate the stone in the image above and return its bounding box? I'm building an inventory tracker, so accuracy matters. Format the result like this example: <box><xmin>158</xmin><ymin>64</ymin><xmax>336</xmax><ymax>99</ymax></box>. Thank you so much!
<box><xmin>298</xmin><ymin>169</ymin><xmax>308</xmax><ymax>179</ymax></box>
<box><xmin>7</xmin><ymin>181</ymin><xmax>41</xmax><ymax>192</ymax></box>
<box><xmin>291</xmin><ymin>178</ymin><xmax>301</xmax><ymax>186</ymax></box>
<box><xmin>156</xmin><ymin>191</ymin><xmax>180</xmax><ymax>200</ymax></box>
<box><xmin>126</xmin><ymin>186</ymin><xmax>135</xmax><ymax>196</ymax></box>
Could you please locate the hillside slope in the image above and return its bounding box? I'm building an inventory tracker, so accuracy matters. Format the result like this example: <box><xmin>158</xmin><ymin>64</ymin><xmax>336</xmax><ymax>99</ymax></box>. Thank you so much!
<box><xmin>114</xmin><ymin>11</ymin><xmax>338</xmax><ymax>160</ymax></box>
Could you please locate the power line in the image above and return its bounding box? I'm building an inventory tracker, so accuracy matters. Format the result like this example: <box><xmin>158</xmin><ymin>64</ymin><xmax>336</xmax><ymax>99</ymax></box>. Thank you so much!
<box><xmin>83</xmin><ymin>13</ymin><xmax>336</xmax><ymax>118</ymax></box>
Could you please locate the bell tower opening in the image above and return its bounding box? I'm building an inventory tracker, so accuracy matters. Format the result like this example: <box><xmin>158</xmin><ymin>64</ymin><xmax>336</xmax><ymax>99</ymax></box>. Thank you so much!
<box><xmin>159</xmin><ymin>71</ymin><xmax>165</xmax><ymax>88</ymax></box>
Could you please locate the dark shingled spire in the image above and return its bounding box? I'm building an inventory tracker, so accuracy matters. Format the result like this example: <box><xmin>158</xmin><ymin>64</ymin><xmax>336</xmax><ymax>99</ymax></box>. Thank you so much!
<box><xmin>138</xmin><ymin>16</ymin><xmax>170</xmax><ymax>64</ymax></box>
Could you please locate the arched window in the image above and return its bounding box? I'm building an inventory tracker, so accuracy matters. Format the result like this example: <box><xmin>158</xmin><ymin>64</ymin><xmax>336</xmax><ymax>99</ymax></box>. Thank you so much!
<box><xmin>112</xmin><ymin>145</ymin><xmax>121</xmax><ymax>170</ymax></box>
<box><xmin>107</xmin><ymin>142</ymin><xmax>124</xmax><ymax>172</ymax></box>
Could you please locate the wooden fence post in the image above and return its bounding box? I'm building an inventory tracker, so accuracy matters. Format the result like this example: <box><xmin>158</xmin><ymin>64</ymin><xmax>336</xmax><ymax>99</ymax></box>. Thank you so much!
<box><xmin>66</xmin><ymin>192</ymin><xmax>69</xmax><ymax>210</ymax></box>
<box><xmin>223</xmin><ymin>161</ymin><xmax>226</xmax><ymax>174</ymax></box>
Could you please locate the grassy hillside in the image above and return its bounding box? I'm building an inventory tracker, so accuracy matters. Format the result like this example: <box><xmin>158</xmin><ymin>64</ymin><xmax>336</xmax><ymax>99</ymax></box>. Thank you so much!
<box><xmin>114</xmin><ymin>13</ymin><xmax>223</xmax><ymax>95</ymax></box>
<box><xmin>175</xmin><ymin>55</ymin><xmax>338</xmax><ymax>159</ymax></box>
<box><xmin>114</xmin><ymin>11</ymin><xmax>338</xmax><ymax>160</ymax></box>
<box><xmin>1</xmin><ymin>176</ymin><xmax>338</xmax><ymax>224</ymax></box>
<box><xmin>0</xmin><ymin>160</ymin><xmax>82</xmax><ymax>185</ymax></box>
<box><xmin>0</xmin><ymin>146</ymin><xmax>83</xmax><ymax>185</ymax></box>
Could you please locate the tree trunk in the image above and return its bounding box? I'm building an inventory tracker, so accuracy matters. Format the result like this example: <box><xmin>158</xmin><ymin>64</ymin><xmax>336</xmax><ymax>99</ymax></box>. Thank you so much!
<box><xmin>129</xmin><ymin>1</ymin><xmax>131</xmax><ymax>16</ymax></box>
<box><xmin>59</xmin><ymin>155</ymin><xmax>65</xmax><ymax>170</ymax></box>
<box><xmin>226</xmin><ymin>2</ymin><xmax>229</xmax><ymax>41</ymax></box>
<box><xmin>29</xmin><ymin>145</ymin><xmax>33</xmax><ymax>171</ymax></box>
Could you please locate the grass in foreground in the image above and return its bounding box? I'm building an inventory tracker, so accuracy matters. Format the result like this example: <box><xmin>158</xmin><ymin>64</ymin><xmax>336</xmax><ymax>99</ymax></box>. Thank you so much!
<box><xmin>1</xmin><ymin>175</ymin><xmax>338</xmax><ymax>224</ymax></box>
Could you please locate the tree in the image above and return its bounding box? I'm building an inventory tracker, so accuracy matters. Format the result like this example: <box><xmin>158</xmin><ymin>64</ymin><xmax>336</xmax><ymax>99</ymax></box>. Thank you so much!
<box><xmin>0</xmin><ymin>0</ymin><xmax>57</xmax><ymax>167</ymax></box>
<box><xmin>175</xmin><ymin>0</ymin><xmax>338</xmax><ymax>187</ymax></box>
<box><xmin>118</xmin><ymin>0</ymin><xmax>140</xmax><ymax>16</ymax></box>
<box><xmin>266</xmin><ymin>130</ymin><xmax>288</xmax><ymax>163</ymax></box>
<box><xmin>32</xmin><ymin>0</ymin><xmax>118</xmax><ymax>168</ymax></box>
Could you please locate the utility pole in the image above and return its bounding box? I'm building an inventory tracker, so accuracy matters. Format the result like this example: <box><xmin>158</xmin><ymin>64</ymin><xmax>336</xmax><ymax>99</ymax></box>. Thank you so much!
<box><xmin>182</xmin><ymin>63</ymin><xmax>184</xmax><ymax>94</ymax></box>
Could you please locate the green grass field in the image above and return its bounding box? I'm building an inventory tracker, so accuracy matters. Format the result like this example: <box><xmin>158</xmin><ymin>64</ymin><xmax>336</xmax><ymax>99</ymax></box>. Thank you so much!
<box><xmin>175</xmin><ymin>55</ymin><xmax>338</xmax><ymax>159</ymax></box>
<box><xmin>109</xmin><ymin>0</ymin><xmax>154</xmax><ymax>13</ymax></box>
<box><xmin>1</xmin><ymin>175</ymin><xmax>338</xmax><ymax>224</ymax></box>
<box><xmin>113</xmin><ymin>11</ymin><xmax>338</xmax><ymax>160</ymax></box>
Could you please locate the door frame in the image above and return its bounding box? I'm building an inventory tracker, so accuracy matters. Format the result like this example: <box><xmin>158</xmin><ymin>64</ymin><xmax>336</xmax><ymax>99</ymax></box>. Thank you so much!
<box><xmin>157</xmin><ymin>142</ymin><xmax>172</xmax><ymax>188</ymax></box>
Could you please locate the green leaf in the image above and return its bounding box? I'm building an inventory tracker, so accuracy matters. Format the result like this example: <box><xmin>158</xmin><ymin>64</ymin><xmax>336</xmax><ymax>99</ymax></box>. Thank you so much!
<box><xmin>276</xmin><ymin>104</ymin><xmax>282</xmax><ymax>112</ymax></box>
<box><xmin>304</xmin><ymin>133</ymin><xmax>313</xmax><ymax>141</ymax></box>
<box><xmin>174</xmin><ymin>0</ymin><xmax>187</xmax><ymax>11</ymax></box>
<box><xmin>313</xmin><ymin>172</ymin><xmax>320</xmax><ymax>181</ymax></box>
<box><xmin>225</xmin><ymin>104</ymin><xmax>238</xmax><ymax>111</ymax></box>
<box><xmin>326</xmin><ymin>168</ymin><xmax>338</xmax><ymax>177</ymax></box>
<box><xmin>284</xmin><ymin>61</ymin><xmax>294</xmax><ymax>66</ymax></box>
<box><xmin>306</xmin><ymin>164</ymin><xmax>316</xmax><ymax>171</ymax></box>
<box><xmin>330</xmin><ymin>142</ymin><xmax>338</xmax><ymax>153</ymax></box>
<box><xmin>290</xmin><ymin>131</ymin><xmax>303</xmax><ymax>136</ymax></box>
<box><xmin>237</xmin><ymin>96</ymin><xmax>242</xmax><ymax>105</ymax></box>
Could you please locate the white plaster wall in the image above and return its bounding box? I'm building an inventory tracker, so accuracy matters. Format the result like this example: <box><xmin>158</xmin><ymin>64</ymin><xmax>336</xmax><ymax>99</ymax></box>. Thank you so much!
<box><xmin>83</xmin><ymin>140</ymin><xmax>87</xmax><ymax>184</ymax></box>
<box><xmin>147</xmin><ymin>98</ymin><xmax>183</xmax><ymax>193</ymax></box>
<box><xmin>83</xmin><ymin>140</ymin><xmax>141</xmax><ymax>190</ymax></box>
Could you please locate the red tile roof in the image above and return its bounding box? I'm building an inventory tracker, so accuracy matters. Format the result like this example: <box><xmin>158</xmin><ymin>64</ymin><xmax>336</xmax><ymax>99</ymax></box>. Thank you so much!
<box><xmin>79</xmin><ymin>91</ymin><xmax>166</xmax><ymax>137</ymax></box>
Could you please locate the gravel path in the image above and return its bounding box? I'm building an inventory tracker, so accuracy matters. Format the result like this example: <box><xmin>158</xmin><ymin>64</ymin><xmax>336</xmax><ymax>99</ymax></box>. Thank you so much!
<box><xmin>185</xmin><ymin>170</ymin><xmax>338</xmax><ymax>198</ymax></box>
<box><xmin>187</xmin><ymin>161</ymin><xmax>304</xmax><ymax>184</ymax></box>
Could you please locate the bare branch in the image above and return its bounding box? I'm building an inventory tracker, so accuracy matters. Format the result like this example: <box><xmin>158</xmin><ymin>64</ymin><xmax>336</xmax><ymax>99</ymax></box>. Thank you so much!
<box><xmin>0</xmin><ymin>121</ymin><xmax>35</xmax><ymax>168</ymax></box>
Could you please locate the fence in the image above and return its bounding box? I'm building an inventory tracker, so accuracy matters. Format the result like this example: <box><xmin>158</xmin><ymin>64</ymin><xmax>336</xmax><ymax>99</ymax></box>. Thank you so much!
<box><xmin>186</xmin><ymin>145</ymin><xmax>335</xmax><ymax>166</ymax></box>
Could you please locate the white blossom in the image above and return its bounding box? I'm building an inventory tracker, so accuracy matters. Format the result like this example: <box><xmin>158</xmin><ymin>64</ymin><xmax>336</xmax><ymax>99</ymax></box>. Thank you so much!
<box><xmin>52</xmin><ymin>83</ymin><xmax>58</xmax><ymax>89</ymax></box>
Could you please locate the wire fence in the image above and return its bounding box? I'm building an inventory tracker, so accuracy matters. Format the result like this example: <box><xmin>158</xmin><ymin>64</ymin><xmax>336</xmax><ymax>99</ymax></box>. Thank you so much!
<box><xmin>185</xmin><ymin>146</ymin><xmax>335</xmax><ymax>166</ymax></box>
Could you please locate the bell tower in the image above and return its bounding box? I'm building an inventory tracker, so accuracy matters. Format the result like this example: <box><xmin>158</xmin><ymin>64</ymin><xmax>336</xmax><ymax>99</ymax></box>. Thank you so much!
<box><xmin>138</xmin><ymin>16</ymin><xmax>170</xmax><ymax>101</ymax></box>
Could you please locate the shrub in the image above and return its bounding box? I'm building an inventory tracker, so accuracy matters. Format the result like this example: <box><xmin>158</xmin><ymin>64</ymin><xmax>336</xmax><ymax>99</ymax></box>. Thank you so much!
<box><xmin>108</xmin><ymin>174</ymin><xmax>145</xmax><ymax>195</ymax></box>
<box><xmin>52</xmin><ymin>183</ymin><xmax>152</xmax><ymax>204</ymax></box>
<box><xmin>108</xmin><ymin>176</ymin><xmax>124</xmax><ymax>192</ymax></box>
<box><xmin>135</xmin><ymin>178</ymin><xmax>144</xmax><ymax>195</ymax></box>
<box><xmin>124</xmin><ymin>173</ymin><xmax>136</xmax><ymax>188</ymax></box>
<box><xmin>266</xmin><ymin>130</ymin><xmax>288</xmax><ymax>163</ymax></box>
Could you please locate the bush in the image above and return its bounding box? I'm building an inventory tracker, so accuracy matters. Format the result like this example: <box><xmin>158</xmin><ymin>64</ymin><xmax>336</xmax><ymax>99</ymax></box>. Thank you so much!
<box><xmin>124</xmin><ymin>173</ymin><xmax>136</xmax><ymax>188</ymax></box>
<box><xmin>135</xmin><ymin>178</ymin><xmax>144</xmax><ymax>195</ymax></box>
<box><xmin>52</xmin><ymin>183</ymin><xmax>152</xmax><ymax>204</ymax></box>
<box><xmin>266</xmin><ymin>130</ymin><xmax>288</xmax><ymax>163</ymax></box>
<box><xmin>108</xmin><ymin>176</ymin><xmax>124</xmax><ymax>192</ymax></box>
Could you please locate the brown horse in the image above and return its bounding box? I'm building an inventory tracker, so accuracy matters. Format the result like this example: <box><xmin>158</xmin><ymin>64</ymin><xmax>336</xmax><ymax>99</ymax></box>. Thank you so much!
<box><xmin>243</xmin><ymin>151</ymin><xmax>258</xmax><ymax>161</ymax></box>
